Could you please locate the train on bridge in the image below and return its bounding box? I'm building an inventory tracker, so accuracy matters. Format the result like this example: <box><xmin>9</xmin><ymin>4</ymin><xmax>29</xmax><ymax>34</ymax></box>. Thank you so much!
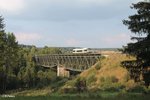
<box><xmin>33</xmin><ymin>48</ymin><xmax>101</xmax><ymax>77</ymax></box>
<box><xmin>72</xmin><ymin>48</ymin><xmax>95</xmax><ymax>54</ymax></box>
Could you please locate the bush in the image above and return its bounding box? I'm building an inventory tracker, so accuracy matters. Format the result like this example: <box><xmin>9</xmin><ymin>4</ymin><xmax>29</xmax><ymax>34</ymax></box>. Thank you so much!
<box><xmin>60</xmin><ymin>87</ymin><xmax>77</xmax><ymax>94</ymax></box>
<box><xmin>127</xmin><ymin>85</ymin><xmax>146</xmax><ymax>93</ymax></box>
<box><xmin>50</xmin><ymin>77</ymin><xmax>69</xmax><ymax>91</ymax></box>
<box><xmin>75</xmin><ymin>77</ymin><xmax>87</xmax><ymax>92</ymax></box>
<box><xmin>6</xmin><ymin>74</ymin><xmax>19</xmax><ymax>90</ymax></box>
<box><xmin>36</xmin><ymin>70</ymin><xmax>57</xmax><ymax>88</ymax></box>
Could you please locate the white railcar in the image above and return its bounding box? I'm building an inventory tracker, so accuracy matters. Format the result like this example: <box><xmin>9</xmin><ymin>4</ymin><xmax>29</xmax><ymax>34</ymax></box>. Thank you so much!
<box><xmin>72</xmin><ymin>48</ymin><xmax>91</xmax><ymax>54</ymax></box>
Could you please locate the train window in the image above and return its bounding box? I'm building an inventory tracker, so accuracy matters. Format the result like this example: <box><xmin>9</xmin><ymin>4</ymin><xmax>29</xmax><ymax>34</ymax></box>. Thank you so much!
<box><xmin>77</xmin><ymin>50</ymin><xmax>82</xmax><ymax>52</ymax></box>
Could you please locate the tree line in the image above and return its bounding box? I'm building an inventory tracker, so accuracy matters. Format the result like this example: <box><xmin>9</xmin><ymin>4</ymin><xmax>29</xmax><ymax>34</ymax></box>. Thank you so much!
<box><xmin>0</xmin><ymin>16</ymin><xmax>62</xmax><ymax>94</ymax></box>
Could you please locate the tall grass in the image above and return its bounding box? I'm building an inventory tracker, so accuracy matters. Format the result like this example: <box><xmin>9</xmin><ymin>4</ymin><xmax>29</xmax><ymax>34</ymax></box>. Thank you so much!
<box><xmin>0</xmin><ymin>93</ymin><xmax>150</xmax><ymax>100</ymax></box>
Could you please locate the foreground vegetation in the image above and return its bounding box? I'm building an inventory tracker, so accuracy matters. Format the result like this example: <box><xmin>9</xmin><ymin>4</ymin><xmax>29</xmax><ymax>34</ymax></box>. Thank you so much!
<box><xmin>0</xmin><ymin>93</ymin><xmax>150</xmax><ymax>100</ymax></box>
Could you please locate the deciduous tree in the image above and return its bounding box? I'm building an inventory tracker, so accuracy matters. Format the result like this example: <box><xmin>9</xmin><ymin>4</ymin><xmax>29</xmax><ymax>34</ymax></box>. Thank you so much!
<box><xmin>0</xmin><ymin>16</ymin><xmax>19</xmax><ymax>93</ymax></box>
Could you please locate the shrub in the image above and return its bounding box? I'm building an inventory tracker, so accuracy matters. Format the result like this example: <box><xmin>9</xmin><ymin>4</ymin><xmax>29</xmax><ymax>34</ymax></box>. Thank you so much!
<box><xmin>50</xmin><ymin>77</ymin><xmax>69</xmax><ymax>90</ymax></box>
<box><xmin>6</xmin><ymin>74</ymin><xmax>20</xmax><ymax>90</ymax></box>
<box><xmin>127</xmin><ymin>85</ymin><xmax>146</xmax><ymax>93</ymax></box>
<box><xmin>60</xmin><ymin>87</ymin><xmax>76</xmax><ymax>94</ymax></box>
<box><xmin>75</xmin><ymin>77</ymin><xmax>87</xmax><ymax>92</ymax></box>
<box><xmin>36</xmin><ymin>70</ymin><xmax>57</xmax><ymax>88</ymax></box>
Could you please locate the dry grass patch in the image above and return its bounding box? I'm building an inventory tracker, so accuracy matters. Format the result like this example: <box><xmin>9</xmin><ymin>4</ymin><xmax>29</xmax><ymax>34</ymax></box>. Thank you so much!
<box><xmin>63</xmin><ymin>53</ymin><xmax>136</xmax><ymax>90</ymax></box>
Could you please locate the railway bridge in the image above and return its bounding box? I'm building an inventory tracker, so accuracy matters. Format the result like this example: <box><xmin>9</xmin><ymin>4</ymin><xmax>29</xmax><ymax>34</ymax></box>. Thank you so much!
<box><xmin>33</xmin><ymin>54</ymin><xmax>101</xmax><ymax>77</ymax></box>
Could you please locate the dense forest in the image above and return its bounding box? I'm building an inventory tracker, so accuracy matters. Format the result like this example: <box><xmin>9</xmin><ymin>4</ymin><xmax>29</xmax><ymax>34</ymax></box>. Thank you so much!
<box><xmin>0</xmin><ymin>16</ymin><xmax>64</xmax><ymax>94</ymax></box>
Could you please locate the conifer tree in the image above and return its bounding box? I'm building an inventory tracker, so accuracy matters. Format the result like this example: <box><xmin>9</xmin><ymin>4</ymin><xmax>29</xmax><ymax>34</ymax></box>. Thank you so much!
<box><xmin>0</xmin><ymin>16</ymin><xmax>7</xmax><ymax>94</ymax></box>
<box><xmin>0</xmin><ymin>16</ymin><xmax>4</xmax><ymax>32</ymax></box>
<box><xmin>123</xmin><ymin>1</ymin><xmax>150</xmax><ymax>86</ymax></box>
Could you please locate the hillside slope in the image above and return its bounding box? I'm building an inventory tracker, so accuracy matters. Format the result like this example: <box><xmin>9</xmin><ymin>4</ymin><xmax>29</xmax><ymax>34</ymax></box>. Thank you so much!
<box><xmin>61</xmin><ymin>52</ymin><xmax>136</xmax><ymax>91</ymax></box>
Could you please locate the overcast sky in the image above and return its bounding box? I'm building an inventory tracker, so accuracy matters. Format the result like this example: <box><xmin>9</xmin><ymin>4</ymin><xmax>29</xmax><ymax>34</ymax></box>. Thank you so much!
<box><xmin>0</xmin><ymin>0</ymin><xmax>141</xmax><ymax>48</ymax></box>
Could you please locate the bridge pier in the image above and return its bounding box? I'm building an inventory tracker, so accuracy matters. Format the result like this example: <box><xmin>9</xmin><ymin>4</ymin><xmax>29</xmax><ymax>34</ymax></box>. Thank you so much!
<box><xmin>57</xmin><ymin>64</ymin><xmax>70</xmax><ymax>77</ymax></box>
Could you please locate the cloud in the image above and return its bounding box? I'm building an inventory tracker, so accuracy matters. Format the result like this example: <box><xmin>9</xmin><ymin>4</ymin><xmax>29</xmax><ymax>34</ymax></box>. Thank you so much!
<box><xmin>0</xmin><ymin>0</ymin><xmax>25</xmax><ymax>12</ymax></box>
<box><xmin>2</xmin><ymin>0</ymin><xmax>141</xmax><ymax>48</ymax></box>
<box><xmin>14</xmin><ymin>33</ymin><xmax>43</xmax><ymax>44</ymax></box>
<box><xmin>4</xmin><ymin>0</ymin><xmax>139</xmax><ymax>21</ymax></box>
